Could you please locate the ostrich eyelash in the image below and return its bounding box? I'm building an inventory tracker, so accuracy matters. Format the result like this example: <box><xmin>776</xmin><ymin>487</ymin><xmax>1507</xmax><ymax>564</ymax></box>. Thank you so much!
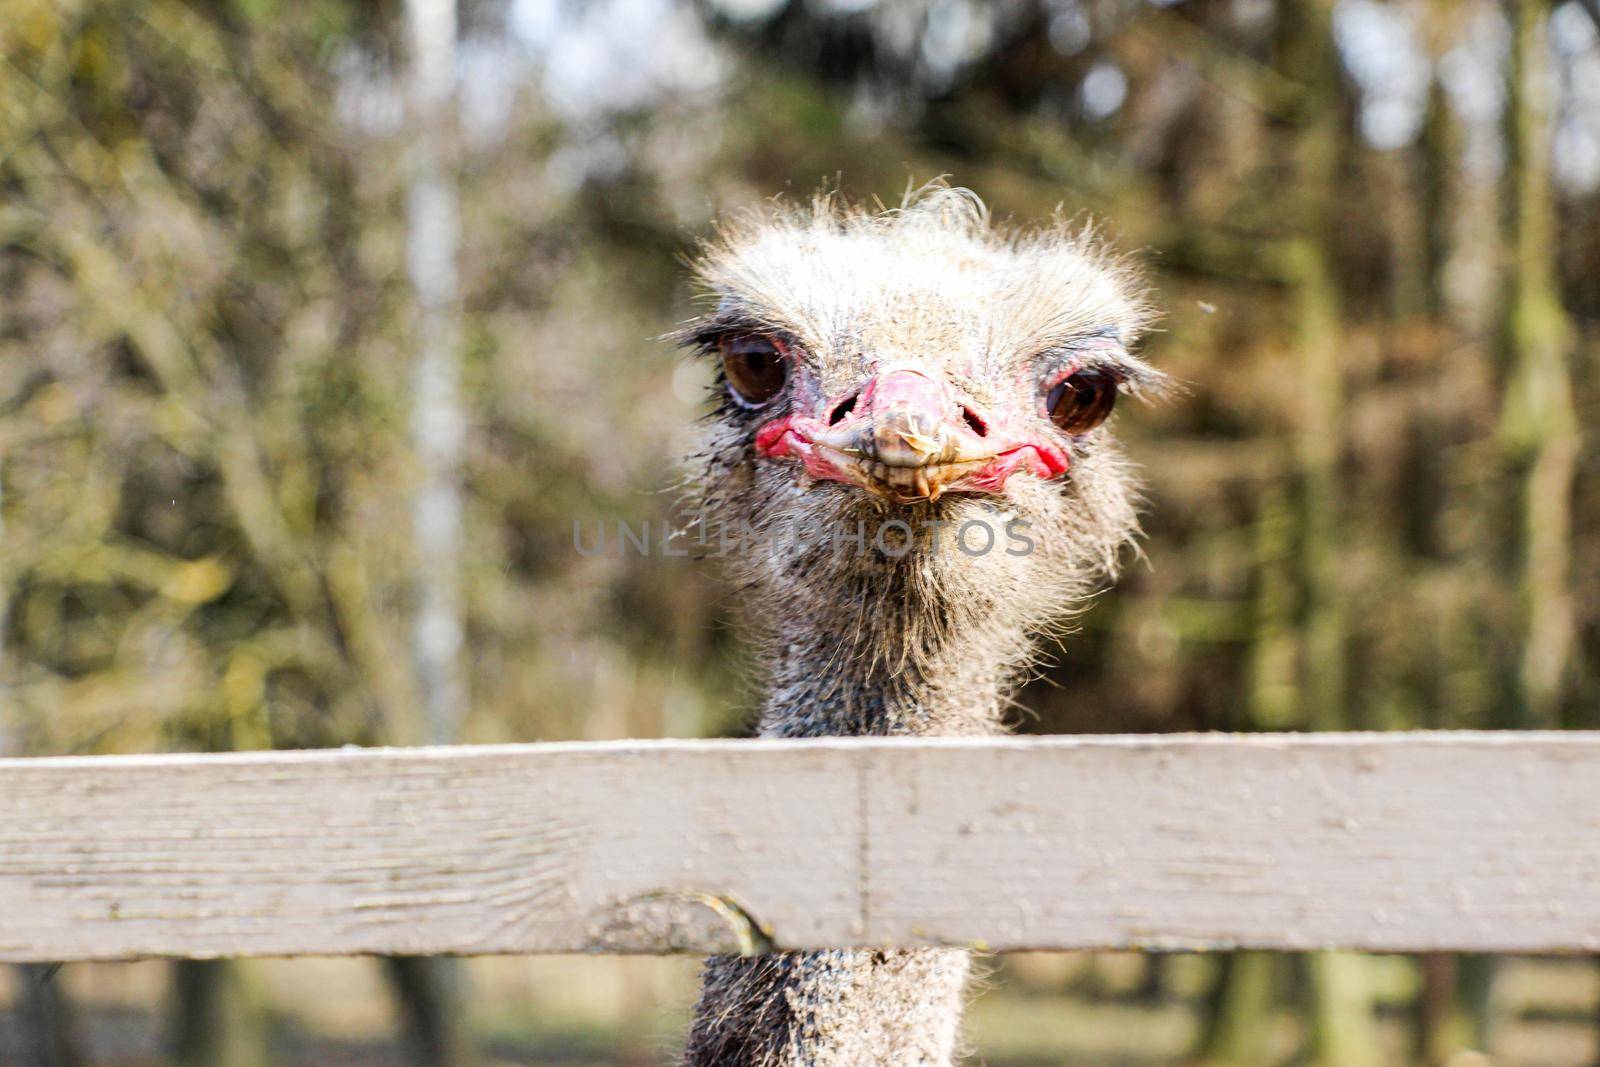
<box><xmin>676</xmin><ymin>313</ymin><xmax>781</xmax><ymax>358</ymax></box>
<box><xmin>1034</xmin><ymin>328</ymin><xmax>1169</xmax><ymax>399</ymax></box>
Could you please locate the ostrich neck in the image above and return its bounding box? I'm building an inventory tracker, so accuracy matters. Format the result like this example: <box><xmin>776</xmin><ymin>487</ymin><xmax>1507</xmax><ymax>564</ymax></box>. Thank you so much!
<box><xmin>757</xmin><ymin>614</ymin><xmax>1023</xmax><ymax>739</ymax></box>
<box><xmin>683</xmin><ymin>581</ymin><xmax>1026</xmax><ymax>1064</ymax></box>
<box><xmin>686</xmin><ymin>616</ymin><xmax>1005</xmax><ymax>1067</ymax></box>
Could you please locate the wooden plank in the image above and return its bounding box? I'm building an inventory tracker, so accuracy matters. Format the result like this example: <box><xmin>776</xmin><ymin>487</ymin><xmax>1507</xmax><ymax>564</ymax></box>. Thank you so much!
<box><xmin>2</xmin><ymin>733</ymin><xmax>1599</xmax><ymax>961</ymax></box>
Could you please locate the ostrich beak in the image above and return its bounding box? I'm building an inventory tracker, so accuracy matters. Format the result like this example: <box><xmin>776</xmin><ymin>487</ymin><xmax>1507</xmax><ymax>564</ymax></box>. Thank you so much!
<box><xmin>808</xmin><ymin>368</ymin><xmax>1007</xmax><ymax>502</ymax></box>
<box><xmin>753</xmin><ymin>366</ymin><xmax>1071</xmax><ymax>502</ymax></box>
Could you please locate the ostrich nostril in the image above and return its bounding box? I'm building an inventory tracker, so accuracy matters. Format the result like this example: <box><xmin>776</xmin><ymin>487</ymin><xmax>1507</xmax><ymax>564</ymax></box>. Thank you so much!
<box><xmin>961</xmin><ymin>406</ymin><xmax>988</xmax><ymax>437</ymax></box>
<box><xmin>829</xmin><ymin>393</ymin><xmax>859</xmax><ymax>425</ymax></box>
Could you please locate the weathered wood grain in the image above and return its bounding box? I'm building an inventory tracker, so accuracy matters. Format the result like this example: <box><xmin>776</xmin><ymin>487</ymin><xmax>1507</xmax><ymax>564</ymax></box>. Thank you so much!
<box><xmin>2</xmin><ymin>732</ymin><xmax>1599</xmax><ymax>961</ymax></box>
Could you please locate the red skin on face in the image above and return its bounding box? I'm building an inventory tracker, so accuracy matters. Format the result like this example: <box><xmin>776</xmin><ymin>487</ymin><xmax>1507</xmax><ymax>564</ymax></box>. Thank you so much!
<box><xmin>753</xmin><ymin>414</ymin><xmax>855</xmax><ymax>484</ymax></box>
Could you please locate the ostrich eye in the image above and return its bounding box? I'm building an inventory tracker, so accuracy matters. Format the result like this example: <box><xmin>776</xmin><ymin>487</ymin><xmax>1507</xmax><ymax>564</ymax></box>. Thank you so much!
<box><xmin>720</xmin><ymin>335</ymin><xmax>787</xmax><ymax>408</ymax></box>
<box><xmin>1046</xmin><ymin>369</ymin><xmax>1117</xmax><ymax>434</ymax></box>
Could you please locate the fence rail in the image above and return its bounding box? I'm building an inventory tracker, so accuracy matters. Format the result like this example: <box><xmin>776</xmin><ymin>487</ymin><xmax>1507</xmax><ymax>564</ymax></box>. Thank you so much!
<box><xmin>2</xmin><ymin>732</ymin><xmax>1598</xmax><ymax>962</ymax></box>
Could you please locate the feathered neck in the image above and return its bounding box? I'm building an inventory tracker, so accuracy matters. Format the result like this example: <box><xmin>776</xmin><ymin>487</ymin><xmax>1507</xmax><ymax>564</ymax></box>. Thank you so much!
<box><xmin>755</xmin><ymin>604</ymin><xmax>1030</xmax><ymax>738</ymax></box>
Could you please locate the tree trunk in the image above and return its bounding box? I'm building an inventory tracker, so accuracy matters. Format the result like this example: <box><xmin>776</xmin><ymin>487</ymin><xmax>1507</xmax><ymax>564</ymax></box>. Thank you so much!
<box><xmin>406</xmin><ymin>0</ymin><xmax>467</xmax><ymax>751</ymax></box>
<box><xmin>1277</xmin><ymin>0</ymin><xmax>1382</xmax><ymax>1062</ymax></box>
<box><xmin>1499</xmin><ymin>0</ymin><xmax>1578</xmax><ymax>732</ymax></box>
<box><xmin>385</xmin><ymin>955</ymin><xmax>471</xmax><ymax>1067</ymax></box>
<box><xmin>393</xmin><ymin>0</ymin><xmax>473</xmax><ymax>1061</ymax></box>
<box><xmin>1414</xmin><ymin>953</ymin><xmax>1474</xmax><ymax>1067</ymax></box>
<box><xmin>1201</xmin><ymin>953</ymin><xmax>1278</xmax><ymax>1067</ymax></box>
<box><xmin>18</xmin><ymin>965</ymin><xmax>85</xmax><ymax>1067</ymax></box>
<box><xmin>169</xmin><ymin>960</ymin><xmax>271</xmax><ymax>1067</ymax></box>
<box><xmin>1197</xmin><ymin>481</ymin><xmax>1294</xmax><ymax>1065</ymax></box>
<box><xmin>1477</xmin><ymin>0</ymin><xmax>1580</xmax><ymax>1055</ymax></box>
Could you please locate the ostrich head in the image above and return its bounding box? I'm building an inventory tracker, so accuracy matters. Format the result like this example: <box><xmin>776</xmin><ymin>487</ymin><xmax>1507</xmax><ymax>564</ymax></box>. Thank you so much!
<box><xmin>682</xmin><ymin>187</ymin><xmax>1162</xmax><ymax>731</ymax></box>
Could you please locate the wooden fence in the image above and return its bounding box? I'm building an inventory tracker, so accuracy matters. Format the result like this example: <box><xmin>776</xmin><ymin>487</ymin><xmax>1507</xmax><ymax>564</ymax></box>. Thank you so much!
<box><xmin>2</xmin><ymin>732</ymin><xmax>1598</xmax><ymax>963</ymax></box>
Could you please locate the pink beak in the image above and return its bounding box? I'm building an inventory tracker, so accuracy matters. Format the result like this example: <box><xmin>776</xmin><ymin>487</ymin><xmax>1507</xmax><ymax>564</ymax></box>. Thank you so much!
<box><xmin>754</xmin><ymin>366</ymin><xmax>1069</xmax><ymax>502</ymax></box>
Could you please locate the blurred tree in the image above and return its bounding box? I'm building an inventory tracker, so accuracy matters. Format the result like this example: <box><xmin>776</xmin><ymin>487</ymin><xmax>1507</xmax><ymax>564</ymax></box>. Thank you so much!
<box><xmin>170</xmin><ymin>960</ymin><xmax>270</xmax><ymax>1067</ymax></box>
<box><xmin>1500</xmin><ymin>0</ymin><xmax>1578</xmax><ymax>732</ymax></box>
<box><xmin>393</xmin><ymin>0</ymin><xmax>473</xmax><ymax>1059</ymax></box>
<box><xmin>1277</xmin><ymin>0</ymin><xmax>1384</xmax><ymax>1058</ymax></box>
<box><xmin>15</xmin><ymin>966</ymin><xmax>84</xmax><ymax>1067</ymax></box>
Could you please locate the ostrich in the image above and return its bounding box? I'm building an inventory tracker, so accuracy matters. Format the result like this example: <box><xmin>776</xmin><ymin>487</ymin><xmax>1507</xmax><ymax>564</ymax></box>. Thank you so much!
<box><xmin>677</xmin><ymin>186</ymin><xmax>1162</xmax><ymax>1067</ymax></box>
